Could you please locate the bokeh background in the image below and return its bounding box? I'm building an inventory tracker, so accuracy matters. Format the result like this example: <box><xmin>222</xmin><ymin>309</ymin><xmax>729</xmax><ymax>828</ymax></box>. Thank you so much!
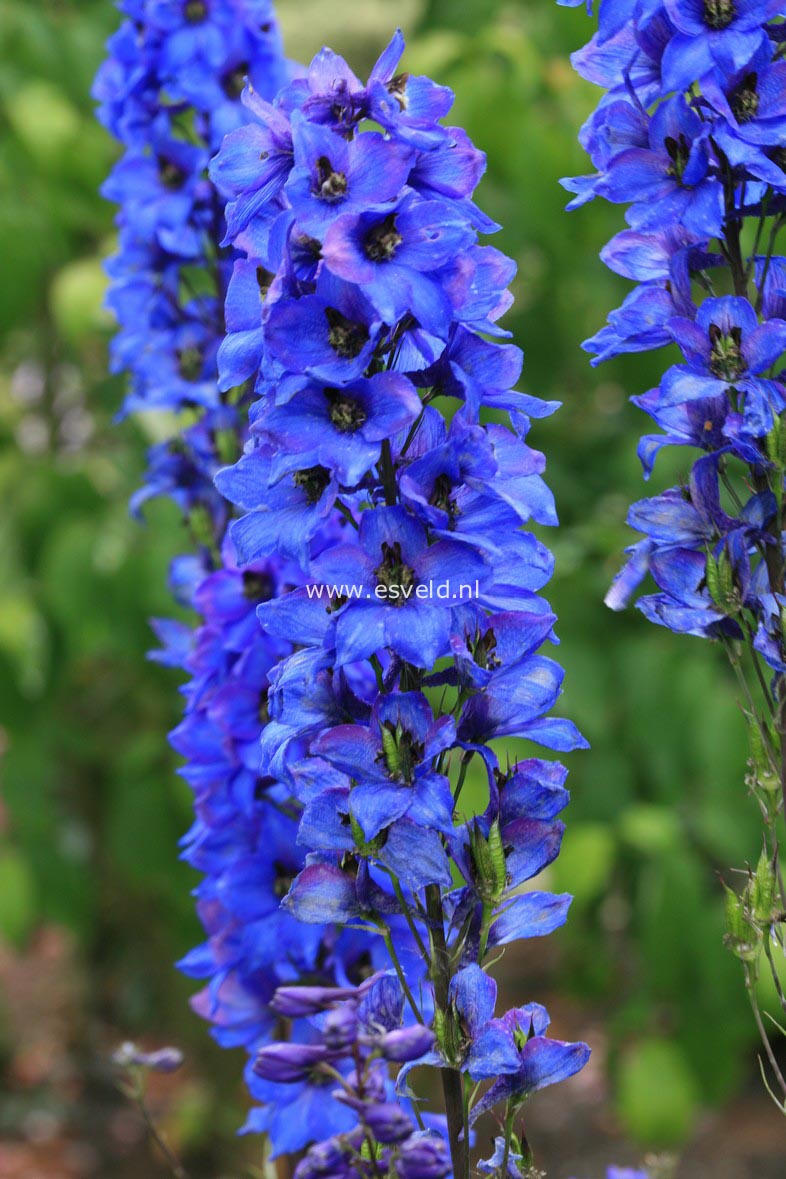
<box><xmin>0</xmin><ymin>0</ymin><xmax>784</xmax><ymax>1176</ymax></box>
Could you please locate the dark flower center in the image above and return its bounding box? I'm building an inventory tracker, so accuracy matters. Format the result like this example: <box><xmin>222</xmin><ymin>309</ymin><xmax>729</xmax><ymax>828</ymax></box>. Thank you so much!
<box><xmin>388</xmin><ymin>73</ymin><xmax>410</xmax><ymax>112</ymax></box>
<box><xmin>374</xmin><ymin>540</ymin><xmax>415</xmax><ymax>609</ymax></box>
<box><xmin>177</xmin><ymin>345</ymin><xmax>203</xmax><ymax>381</ymax></box>
<box><xmin>703</xmin><ymin>0</ymin><xmax>735</xmax><ymax>28</ymax></box>
<box><xmin>708</xmin><ymin>323</ymin><xmax>746</xmax><ymax>381</ymax></box>
<box><xmin>429</xmin><ymin>473</ymin><xmax>459</xmax><ymax>526</ymax></box>
<box><xmin>326</xmin><ymin>593</ymin><xmax>348</xmax><ymax>614</ymax></box>
<box><xmin>664</xmin><ymin>134</ymin><xmax>690</xmax><ymax>183</ymax></box>
<box><xmin>474</xmin><ymin>627</ymin><xmax>500</xmax><ymax>671</ymax></box>
<box><xmin>253</xmin><ymin>776</ymin><xmax>273</xmax><ymax>801</ymax></box>
<box><xmin>296</xmin><ymin>234</ymin><xmax>323</xmax><ymax>259</ymax></box>
<box><xmin>731</xmin><ymin>73</ymin><xmax>759</xmax><ymax>123</ymax></box>
<box><xmin>346</xmin><ymin>950</ymin><xmax>374</xmax><ymax>984</ymax></box>
<box><xmin>325</xmin><ymin>307</ymin><xmax>369</xmax><ymax>360</ymax></box>
<box><xmin>158</xmin><ymin>157</ymin><xmax>186</xmax><ymax>190</ymax></box>
<box><xmin>222</xmin><ymin>62</ymin><xmax>249</xmax><ymax>100</ymax></box>
<box><xmin>364</xmin><ymin>214</ymin><xmax>403</xmax><ymax>263</ymax></box>
<box><xmin>258</xmin><ymin>691</ymin><xmax>270</xmax><ymax>725</ymax></box>
<box><xmin>293</xmin><ymin>464</ymin><xmax>331</xmax><ymax>505</ymax></box>
<box><xmin>184</xmin><ymin>0</ymin><xmax>208</xmax><ymax>23</ymax></box>
<box><xmin>273</xmin><ymin>860</ymin><xmax>295</xmax><ymax>899</ymax></box>
<box><xmin>256</xmin><ymin>266</ymin><xmax>273</xmax><ymax>297</ymax></box>
<box><xmin>242</xmin><ymin>570</ymin><xmax>274</xmax><ymax>601</ymax></box>
<box><xmin>314</xmin><ymin>155</ymin><xmax>348</xmax><ymax>202</ymax></box>
<box><xmin>326</xmin><ymin>388</ymin><xmax>367</xmax><ymax>433</ymax></box>
<box><xmin>378</xmin><ymin>719</ymin><xmax>424</xmax><ymax>784</ymax></box>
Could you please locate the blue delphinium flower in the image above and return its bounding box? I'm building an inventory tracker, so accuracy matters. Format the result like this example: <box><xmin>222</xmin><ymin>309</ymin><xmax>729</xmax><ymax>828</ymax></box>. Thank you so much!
<box><xmin>564</xmin><ymin>0</ymin><xmax>786</xmax><ymax>673</ymax></box>
<box><xmin>101</xmin><ymin>12</ymin><xmax>591</xmax><ymax>1171</ymax></box>
<box><xmin>478</xmin><ymin>1138</ymin><xmax>526</xmax><ymax>1179</ymax></box>
<box><xmin>564</xmin><ymin>0</ymin><xmax>786</xmax><ymax>1113</ymax></box>
<box><xmin>96</xmin><ymin>0</ymin><xmax>289</xmax><ymax>530</ymax></box>
<box><xmin>248</xmin><ymin>972</ymin><xmax>438</xmax><ymax>1156</ymax></box>
<box><xmin>210</xmin><ymin>30</ymin><xmax>589</xmax><ymax>1172</ymax></box>
<box><xmin>98</xmin><ymin>4</ymin><xmax>396</xmax><ymax>1144</ymax></box>
<box><xmin>156</xmin><ymin>543</ymin><xmax>400</xmax><ymax>1092</ymax></box>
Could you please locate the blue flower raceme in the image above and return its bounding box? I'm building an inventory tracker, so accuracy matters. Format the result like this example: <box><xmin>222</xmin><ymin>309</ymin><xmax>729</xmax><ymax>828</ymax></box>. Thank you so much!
<box><xmin>98</xmin><ymin>0</ymin><xmax>390</xmax><ymax>1143</ymax></box>
<box><xmin>96</xmin><ymin>0</ymin><xmax>289</xmax><ymax>530</ymax></box>
<box><xmin>209</xmin><ymin>30</ymin><xmax>589</xmax><ymax>1173</ymax></box>
<box><xmin>249</xmin><ymin>972</ymin><xmax>441</xmax><ymax>1158</ymax></box>
<box><xmin>564</xmin><ymin>0</ymin><xmax>786</xmax><ymax>666</ymax></box>
<box><xmin>100</xmin><ymin>9</ymin><xmax>591</xmax><ymax>1173</ymax></box>
<box><xmin>564</xmin><ymin>0</ymin><xmax>786</xmax><ymax>1108</ymax></box>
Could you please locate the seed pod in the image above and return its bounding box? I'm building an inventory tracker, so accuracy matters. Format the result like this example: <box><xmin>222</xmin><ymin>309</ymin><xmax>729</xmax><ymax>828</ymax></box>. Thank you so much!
<box><xmin>751</xmin><ymin>851</ymin><xmax>776</xmax><ymax>924</ymax></box>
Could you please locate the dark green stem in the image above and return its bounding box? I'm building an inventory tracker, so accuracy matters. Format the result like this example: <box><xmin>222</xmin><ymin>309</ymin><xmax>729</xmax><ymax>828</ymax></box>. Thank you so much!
<box><xmin>379</xmin><ymin>439</ymin><xmax>397</xmax><ymax>507</ymax></box>
<box><xmin>425</xmin><ymin>884</ymin><xmax>468</xmax><ymax>1179</ymax></box>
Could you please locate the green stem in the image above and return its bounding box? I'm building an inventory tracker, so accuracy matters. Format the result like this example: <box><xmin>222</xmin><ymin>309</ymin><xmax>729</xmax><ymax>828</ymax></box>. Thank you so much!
<box><xmin>379</xmin><ymin>439</ymin><xmax>397</xmax><ymax>507</ymax></box>
<box><xmin>755</xmin><ymin>214</ymin><xmax>785</xmax><ymax>314</ymax></box>
<box><xmin>425</xmin><ymin>884</ymin><xmax>469</xmax><ymax>1179</ymax></box>
<box><xmin>763</xmin><ymin>933</ymin><xmax>786</xmax><ymax>1017</ymax></box>
<box><xmin>478</xmin><ymin>902</ymin><xmax>494</xmax><ymax>965</ymax></box>
<box><xmin>388</xmin><ymin>873</ymin><xmax>431</xmax><ymax>965</ymax></box>
<box><xmin>370</xmin><ymin>655</ymin><xmax>386</xmax><ymax>694</ymax></box>
<box><xmin>125</xmin><ymin>1074</ymin><xmax>190</xmax><ymax>1179</ymax></box>
<box><xmin>380</xmin><ymin>923</ymin><xmax>425</xmax><ymax>1025</ymax></box>
<box><xmin>452</xmin><ymin>751</ymin><xmax>474</xmax><ymax>808</ymax></box>
<box><xmin>335</xmin><ymin>498</ymin><xmax>359</xmax><ymax>530</ymax></box>
<box><xmin>499</xmin><ymin>1100</ymin><xmax>515</xmax><ymax>1179</ymax></box>
<box><xmin>745</xmin><ymin>964</ymin><xmax>786</xmax><ymax>1101</ymax></box>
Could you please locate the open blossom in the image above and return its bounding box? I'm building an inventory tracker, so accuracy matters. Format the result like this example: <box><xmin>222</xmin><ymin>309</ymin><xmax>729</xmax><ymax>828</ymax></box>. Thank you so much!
<box><xmin>98</xmin><ymin>2</ymin><xmax>394</xmax><ymax>1140</ymax></box>
<box><xmin>564</xmin><ymin>0</ymin><xmax>786</xmax><ymax>1121</ymax></box>
<box><xmin>101</xmin><ymin>7</ymin><xmax>590</xmax><ymax>1171</ymax></box>
<box><xmin>96</xmin><ymin>0</ymin><xmax>288</xmax><ymax>529</ymax></box>
<box><xmin>565</xmin><ymin>0</ymin><xmax>786</xmax><ymax>675</ymax></box>
<box><xmin>208</xmin><ymin>27</ymin><xmax>588</xmax><ymax>1166</ymax></box>
<box><xmin>248</xmin><ymin>972</ymin><xmax>439</xmax><ymax>1156</ymax></box>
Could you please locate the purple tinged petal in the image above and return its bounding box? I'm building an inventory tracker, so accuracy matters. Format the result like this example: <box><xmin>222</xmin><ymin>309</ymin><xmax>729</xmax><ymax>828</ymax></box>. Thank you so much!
<box><xmin>743</xmin><ymin>320</ymin><xmax>786</xmax><ymax>374</ymax></box>
<box><xmin>283</xmin><ymin>860</ymin><xmax>359</xmax><ymax>924</ymax></box>
<box><xmin>516</xmin><ymin>1035</ymin><xmax>591</xmax><ymax>1094</ymax></box>
<box><xmin>605</xmin><ymin>540</ymin><xmax>654</xmax><ymax>611</ymax></box>
<box><xmin>379</xmin><ymin>1025</ymin><xmax>436</xmax><ymax>1063</ymax></box>
<box><xmin>490</xmin><ymin>892</ymin><xmax>572</xmax><ymax>945</ymax></box>
<box><xmin>448</xmin><ymin>964</ymin><xmax>497</xmax><ymax>1039</ymax></box>
<box><xmin>378</xmin><ymin>821</ymin><xmax>453</xmax><ymax>889</ymax></box>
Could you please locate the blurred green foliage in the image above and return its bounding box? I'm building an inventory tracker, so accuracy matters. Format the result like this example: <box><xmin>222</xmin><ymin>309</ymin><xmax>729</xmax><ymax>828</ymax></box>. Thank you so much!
<box><xmin>0</xmin><ymin>0</ymin><xmax>770</xmax><ymax>1159</ymax></box>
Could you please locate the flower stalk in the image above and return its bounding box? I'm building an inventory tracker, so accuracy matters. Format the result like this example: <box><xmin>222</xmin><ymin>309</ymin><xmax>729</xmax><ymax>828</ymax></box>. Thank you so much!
<box><xmin>563</xmin><ymin>0</ymin><xmax>786</xmax><ymax>1108</ymax></box>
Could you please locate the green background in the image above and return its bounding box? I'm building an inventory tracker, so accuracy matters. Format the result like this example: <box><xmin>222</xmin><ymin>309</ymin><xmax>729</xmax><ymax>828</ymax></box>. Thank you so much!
<box><xmin>0</xmin><ymin>0</ymin><xmax>780</xmax><ymax>1175</ymax></box>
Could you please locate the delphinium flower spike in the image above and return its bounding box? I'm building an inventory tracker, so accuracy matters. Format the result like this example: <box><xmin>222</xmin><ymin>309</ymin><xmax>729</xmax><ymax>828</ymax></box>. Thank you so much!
<box><xmin>97</xmin><ymin>0</ymin><xmax>386</xmax><ymax>1119</ymax></box>
<box><xmin>211</xmin><ymin>30</ymin><xmax>590</xmax><ymax>1173</ymax></box>
<box><xmin>562</xmin><ymin>0</ymin><xmax>786</xmax><ymax>1108</ymax></box>
<box><xmin>95</xmin><ymin>0</ymin><xmax>290</xmax><ymax>538</ymax></box>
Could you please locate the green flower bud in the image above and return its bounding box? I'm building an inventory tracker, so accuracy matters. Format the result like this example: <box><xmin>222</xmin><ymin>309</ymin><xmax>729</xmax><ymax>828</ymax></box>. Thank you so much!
<box><xmin>705</xmin><ymin>549</ymin><xmax>735</xmax><ymax>612</ymax></box>
<box><xmin>469</xmin><ymin>818</ymin><xmax>508</xmax><ymax>905</ymax></box>
<box><xmin>751</xmin><ymin>851</ymin><xmax>777</xmax><ymax>925</ymax></box>
<box><xmin>723</xmin><ymin>882</ymin><xmax>761</xmax><ymax>962</ymax></box>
